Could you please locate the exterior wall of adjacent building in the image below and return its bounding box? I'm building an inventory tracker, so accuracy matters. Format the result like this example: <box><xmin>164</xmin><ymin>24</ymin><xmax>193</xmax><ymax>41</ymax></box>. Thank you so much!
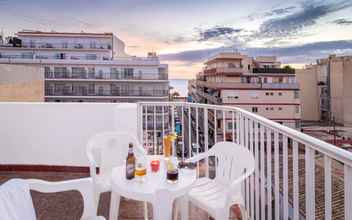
<box><xmin>296</xmin><ymin>68</ymin><xmax>320</xmax><ymax>121</ymax></box>
<box><xmin>297</xmin><ymin>55</ymin><xmax>352</xmax><ymax>125</ymax></box>
<box><xmin>192</xmin><ymin>52</ymin><xmax>301</xmax><ymax>130</ymax></box>
<box><xmin>0</xmin><ymin>64</ymin><xmax>44</xmax><ymax>101</ymax></box>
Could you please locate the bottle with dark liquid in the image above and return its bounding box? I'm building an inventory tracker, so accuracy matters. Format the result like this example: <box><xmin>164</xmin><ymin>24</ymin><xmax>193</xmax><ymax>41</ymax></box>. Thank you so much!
<box><xmin>126</xmin><ymin>143</ymin><xmax>136</xmax><ymax>180</ymax></box>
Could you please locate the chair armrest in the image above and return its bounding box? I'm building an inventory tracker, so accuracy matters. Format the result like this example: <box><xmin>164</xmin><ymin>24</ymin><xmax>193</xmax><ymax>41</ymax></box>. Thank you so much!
<box><xmin>229</xmin><ymin>166</ymin><xmax>255</xmax><ymax>191</ymax></box>
<box><xmin>87</xmin><ymin>151</ymin><xmax>98</xmax><ymax>179</ymax></box>
<box><xmin>185</xmin><ymin>152</ymin><xmax>209</xmax><ymax>163</ymax></box>
<box><xmin>26</xmin><ymin>177</ymin><xmax>97</xmax><ymax>219</ymax></box>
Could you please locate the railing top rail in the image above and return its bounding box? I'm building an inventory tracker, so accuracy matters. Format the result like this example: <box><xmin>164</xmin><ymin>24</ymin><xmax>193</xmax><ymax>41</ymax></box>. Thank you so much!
<box><xmin>137</xmin><ymin>101</ymin><xmax>352</xmax><ymax>166</ymax></box>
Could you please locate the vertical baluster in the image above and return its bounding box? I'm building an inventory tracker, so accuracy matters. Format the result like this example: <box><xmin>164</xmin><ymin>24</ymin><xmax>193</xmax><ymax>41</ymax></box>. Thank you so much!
<box><xmin>204</xmin><ymin>108</ymin><xmax>209</xmax><ymax>178</ymax></box>
<box><xmin>196</xmin><ymin>107</ymin><xmax>199</xmax><ymax>178</ymax></box>
<box><xmin>305</xmin><ymin>147</ymin><xmax>315</xmax><ymax>220</ymax></box>
<box><xmin>260</xmin><ymin>125</ymin><xmax>265</xmax><ymax>220</ymax></box>
<box><xmin>214</xmin><ymin>109</ymin><xmax>217</xmax><ymax>144</ymax></box>
<box><xmin>249</xmin><ymin>119</ymin><xmax>254</xmax><ymax>219</ymax></box>
<box><xmin>222</xmin><ymin>110</ymin><xmax>226</xmax><ymax>141</ymax></box>
<box><xmin>283</xmin><ymin>135</ymin><xmax>289</xmax><ymax>220</ymax></box>
<box><xmin>162</xmin><ymin>105</ymin><xmax>165</xmax><ymax>137</ymax></box>
<box><xmin>232</xmin><ymin>111</ymin><xmax>235</xmax><ymax>143</ymax></box>
<box><xmin>240</xmin><ymin>114</ymin><xmax>245</xmax><ymax>146</ymax></box>
<box><xmin>292</xmin><ymin>140</ymin><xmax>299</xmax><ymax>220</ymax></box>
<box><xmin>324</xmin><ymin>155</ymin><xmax>331</xmax><ymax>220</ymax></box>
<box><xmin>145</xmin><ymin>105</ymin><xmax>148</xmax><ymax>148</ymax></box>
<box><xmin>171</xmin><ymin>105</ymin><xmax>175</xmax><ymax>156</ymax></box>
<box><xmin>254</xmin><ymin>122</ymin><xmax>259</xmax><ymax>220</ymax></box>
<box><xmin>188</xmin><ymin>105</ymin><xmax>192</xmax><ymax>158</ymax></box>
<box><xmin>344</xmin><ymin>164</ymin><xmax>352</xmax><ymax>220</ymax></box>
<box><xmin>181</xmin><ymin>106</ymin><xmax>184</xmax><ymax>161</ymax></box>
<box><xmin>274</xmin><ymin>131</ymin><xmax>280</xmax><ymax>220</ymax></box>
<box><xmin>244</xmin><ymin>117</ymin><xmax>250</xmax><ymax>214</ymax></box>
<box><xmin>236</xmin><ymin>112</ymin><xmax>240</xmax><ymax>145</ymax></box>
<box><xmin>266</xmin><ymin>128</ymin><xmax>272</xmax><ymax>220</ymax></box>
<box><xmin>153</xmin><ymin>105</ymin><xmax>157</xmax><ymax>154</ymax></box>
<box><xmin>139</xmin><ymin>104</ymin><xmax>147</xmax><ymax>147</ymax></box>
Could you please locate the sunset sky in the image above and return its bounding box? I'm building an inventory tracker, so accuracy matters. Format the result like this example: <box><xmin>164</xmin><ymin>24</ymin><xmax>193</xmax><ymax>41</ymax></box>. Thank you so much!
<box><xmin>1</xmin><ymin>0</ymin><xmax>352</xmax><ymax>78</ymax></box>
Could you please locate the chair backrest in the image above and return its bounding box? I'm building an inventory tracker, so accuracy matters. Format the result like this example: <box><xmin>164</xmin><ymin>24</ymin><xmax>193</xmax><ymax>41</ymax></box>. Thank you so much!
<box><xmin>0</xmin><ymin>179</ymin><xmax>37</xmax><ymax>220</ymax></box>
<box><xmin>87</xmin><ymin>131</ymin><xmax>146</xmax><ymax>175</ymax></box>
<box><xmin>209</xmin><ymin>142</ymin><xmax>255</xmax><ymax>186</ymax></box>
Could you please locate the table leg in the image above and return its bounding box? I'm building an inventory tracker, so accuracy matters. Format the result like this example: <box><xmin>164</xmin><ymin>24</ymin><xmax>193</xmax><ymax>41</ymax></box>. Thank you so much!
<box><xmin>153</xmin><ymin>189</ymin><xmax>174</xmax><ymax>220</ymax></box>
<box><xmin>109</xmin><ymin>191</ymin><xmax>120</xmax><ymax>220</ymax></box>
<box><xmin>180</xmin><ymin>196</ymin><xmax>189</xmax><ymax>220</ymax></box>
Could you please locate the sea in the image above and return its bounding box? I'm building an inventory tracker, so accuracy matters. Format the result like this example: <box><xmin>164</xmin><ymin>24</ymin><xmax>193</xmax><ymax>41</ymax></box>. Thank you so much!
<box><xmin>170</xmin><ymin>79</ymin><xmax>189</xmax><ymax>97</ymax></box>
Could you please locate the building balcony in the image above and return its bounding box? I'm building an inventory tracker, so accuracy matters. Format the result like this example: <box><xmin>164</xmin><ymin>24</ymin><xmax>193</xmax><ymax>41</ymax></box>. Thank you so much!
<box><xmin>196</xmin><ymin>80</ymin><xmax>299</xmax><ymax>90</ymax></box>
<box><xmin>253</xmin><ymin>68</ymin><xmax>295</xmax><ymax>74</ymax></box>
<box><xmin>45</xmin><ymin>89</ymin><xmax>169</xmax><ymax>98</ymax></box>
<box><xmin>45</xmin><ymin>72</ymin><xmax>168</xmax><ymax>81</ymax></box>
<box><xmin>1</xmin><ymin>102</ymin><xmax>352</xmax><ymax>219</ymax></box>
<box><xmin>203</xmin><ymin>67</ymin><xmax>244</xmax><ymax>76</ymax></box>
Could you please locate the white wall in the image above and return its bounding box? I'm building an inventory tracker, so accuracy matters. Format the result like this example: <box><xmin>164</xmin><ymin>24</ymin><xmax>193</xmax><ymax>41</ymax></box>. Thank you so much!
<box><xmin>0</xmin><ymin>103</ymin><xmax>137</xmax><ymax>166</ymax></box>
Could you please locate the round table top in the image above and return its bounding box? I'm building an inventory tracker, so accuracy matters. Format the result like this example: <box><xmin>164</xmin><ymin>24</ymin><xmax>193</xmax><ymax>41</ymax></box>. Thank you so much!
<box><xmin>111</xmin><ymin>155</ymin><xmax>197</xmax><ymax>202</ymax></box>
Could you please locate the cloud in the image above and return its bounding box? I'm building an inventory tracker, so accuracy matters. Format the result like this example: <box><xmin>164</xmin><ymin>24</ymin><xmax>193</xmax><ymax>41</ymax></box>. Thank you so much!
<box><xmin>198</xmin><ymin>26</ymin><xmax>242</xmax><ymax>41</ymax></box>
<box><xmin>160</xmin><ymin>40</ymin><xmax>352</xmax><ymax>64</ymax></box>
<box><xmin>332</xmin><ymin>18</ymin><xmax>352</xmax><ymax>25</ymax></box>
<box><xmin>264</xmin><ymin>6</ymin><xmax>297</xmax><ymax>17</ymax></box>
<box><xmin>258</xmin><ymin>0</ymin><xmax>352</xmax><ymax>39</ymax></box>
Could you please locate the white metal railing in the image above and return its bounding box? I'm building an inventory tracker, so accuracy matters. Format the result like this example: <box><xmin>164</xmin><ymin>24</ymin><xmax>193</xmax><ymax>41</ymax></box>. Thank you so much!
<box><xmin>137</xmin><ymin>102</ymin><xmax>352</xmax><ymax>220</ymax></box>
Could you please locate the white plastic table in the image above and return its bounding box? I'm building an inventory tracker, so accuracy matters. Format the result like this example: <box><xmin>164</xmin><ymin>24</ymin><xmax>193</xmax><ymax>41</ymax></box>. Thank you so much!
<box><xmin>110</xmin><ymin>155</ymin><xmax>196</xmax><ymax>220</ymax></box>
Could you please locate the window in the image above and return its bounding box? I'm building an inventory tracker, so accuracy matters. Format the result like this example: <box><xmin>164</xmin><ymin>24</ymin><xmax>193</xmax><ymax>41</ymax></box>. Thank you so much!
<box><xmin>265</xmin><ymin>92</ymin><xmax>269</xmax><ymax>96</ymax></box>
<box><xmin>278</xmin><ymin>107</ymin><xmax>283</xmax><ymax>110</ymax></box>
<box><xmin>263</xmin><ymin>77</ymin><xmax>268</xmax><ymax>83</ymax></box>
<box><xmin>278</xmin><ymin>92</ymin><xmax>282</xmax><ymax>96</ymax></box>
<box><xmin>265</xmin><ymin>107</ymin><xmax>269</xmax><ymax>110</ymax></box>
<box><xmin>294</xmin><ymin>90</ymin><xmax>299</xmax><ymax>99</ymax></box>
<box><xmin>270</xmin><ymin>92</ymin><xmax>274</xmax><ymax>96</ymax></box>
<box><xmin>86</xmin><ymin>54</ymin><xmax>97</xmax><ymax>60</ymax></box>
<box><xmin>295</xmin><ymin>106</ymin><xmax>300</xmax><ymax>113</ymax></box>
<box><xmin>252</xmin><ymin>107</ymin><xmax>258</xmax><ymax>113</ymax></box>
<box><xmin>228</xmin><ymin>122</ymin><xmax>233</xmax><ymax>130</ymax></box>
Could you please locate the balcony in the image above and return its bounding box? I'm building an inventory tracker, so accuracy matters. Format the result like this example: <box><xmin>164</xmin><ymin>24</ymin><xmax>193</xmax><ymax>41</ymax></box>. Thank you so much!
<box><xmin>253</xmin><ymin>68</ymin><xmax>295</xmax><ymax>74</ymax></box>
<box><xmin>45</xmin><ymin>71</ymin><xmax>168</xmax><ymax>81</ymax></box>
<box><xmin>1</xmin><ymin>102</ymin><xmax>352</xmax><ymax>219</ymax></box>
<box><xmin>45</xmin><ymin>89</ymin><xmax>169</xmax><ymax>98</ymax></box>
<box><xmin>204</xmin><ymin>67</ymin><xmax>244</xmax><ymax>76</ymax></box>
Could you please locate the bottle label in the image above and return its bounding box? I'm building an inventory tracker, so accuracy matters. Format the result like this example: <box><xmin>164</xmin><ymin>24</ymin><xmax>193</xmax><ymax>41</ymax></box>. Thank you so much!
<box><xmin>126</xmin><ymin>164</ymin><xmax>135</xmax><ymax>176</ymax></box>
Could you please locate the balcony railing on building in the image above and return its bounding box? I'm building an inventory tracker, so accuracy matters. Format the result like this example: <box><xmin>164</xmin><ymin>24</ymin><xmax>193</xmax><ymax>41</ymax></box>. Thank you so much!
<box><xmin>253</xmin><ymin>67</ymin><xmax>295</xmax><ymax>74</ymax></box>
<box><xmin>45</xmin><ymin>71</ymin><xmax>168</xmax><ymax>80</ymax></box>
<box><xmin>45</xmin><ymin>88</ymin><xmax>169</xmax><ymax>97</ymax></box>
<box><xmin>137</xmin><ymin>102</ymin><xmax>352</xmax><ymax>220</ymax></box>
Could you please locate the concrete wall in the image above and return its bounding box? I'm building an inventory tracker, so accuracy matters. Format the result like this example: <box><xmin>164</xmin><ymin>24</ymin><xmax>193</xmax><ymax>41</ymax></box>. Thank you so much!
<box><xmin>0</xmin><ymin>103</ymin><xmax>137</xmax><ymax>166</ymax></box>
<box><xmin>296</xmin><ymin>68</ymin><xmax>320</xmax><ymax>121</ymax></box>
<box><xmin>342</xmin><ymin>60</ymin><xmax>352</xmax><ymax>125</ymax></box>
<box><xmin>0</xmin><ymin>64</ymin><xmax>44</xmax><ymax>102</ymax></box>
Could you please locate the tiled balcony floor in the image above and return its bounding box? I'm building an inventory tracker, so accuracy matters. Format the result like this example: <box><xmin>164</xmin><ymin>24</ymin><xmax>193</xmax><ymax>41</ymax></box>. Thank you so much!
<box><xmin>0</xmin><ymin>170</ymin><xmax>241</xmax><ymax>220</ymax></box>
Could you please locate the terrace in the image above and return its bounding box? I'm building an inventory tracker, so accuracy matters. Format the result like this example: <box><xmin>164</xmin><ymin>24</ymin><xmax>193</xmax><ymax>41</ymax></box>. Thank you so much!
<box><xmin>1</xmin><ymin>102</ymin><xmax>352</xmax><ymax>220</ymax></box>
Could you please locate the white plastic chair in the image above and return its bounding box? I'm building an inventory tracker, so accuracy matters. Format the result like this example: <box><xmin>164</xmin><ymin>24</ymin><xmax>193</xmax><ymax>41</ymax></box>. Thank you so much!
<box><xmin>181</xmin><ymin>141</ymin><xmax>255</xmax><ymax>220</ymax></box>
<box><xmin>86</xmin><ymin>131</ymin><xmax>148</xmax><ymax>220</ymax></box>
<box><xmin>0</xmin><ymin>177</ymin><xmax>104</xmax><ymax>220</ymax></box>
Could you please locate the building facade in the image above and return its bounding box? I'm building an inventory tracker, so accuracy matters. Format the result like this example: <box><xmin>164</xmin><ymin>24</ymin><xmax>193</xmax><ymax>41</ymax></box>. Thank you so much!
<box><xmin>297</xmin><ymin>55</ymin><xmax>352</xmax><ymax>125</ymax></box>
<box><xmin>189</xmin><ymin>52</ymin><xmax>301</xmax><ymax>138</ymax></box>
<box><xmin>0</xmin><ymin>30</ymin><xmax>169</xmax><ymax>102</ymax></box>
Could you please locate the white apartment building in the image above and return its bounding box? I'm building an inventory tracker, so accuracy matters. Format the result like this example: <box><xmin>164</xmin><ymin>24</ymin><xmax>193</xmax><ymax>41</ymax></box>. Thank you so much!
<box><xmin>0</xmin><ymin>30</ymin><xmax>169</xmax><ymax>102</ymax></box>
<box><xmin>190</xmin><ymin>52</ymin><xmax>300</xmax><ymax>140</ymax></box>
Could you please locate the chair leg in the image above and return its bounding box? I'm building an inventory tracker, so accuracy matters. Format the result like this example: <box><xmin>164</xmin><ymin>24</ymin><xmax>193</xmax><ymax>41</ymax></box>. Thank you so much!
<box><xmin>239</xmin><ymin>205</ymin><xmax>248</xmax><ymax>220</ymax></box>
<box><xmin>143</xmin><ymin>201</ymin><xmax>149</xmax><ymax>220</ymax></box>
<box><xmin>109</xmin><ymin>192</ymin><xmax>120</xmax><ymax>220</ymax></box>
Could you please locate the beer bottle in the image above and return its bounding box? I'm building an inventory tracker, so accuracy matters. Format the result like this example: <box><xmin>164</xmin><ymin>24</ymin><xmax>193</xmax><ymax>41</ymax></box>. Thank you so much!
<box><xmin>126</xmin><ymin>143</ymin><xmax>136</xmax><ymax>180</ymax></box>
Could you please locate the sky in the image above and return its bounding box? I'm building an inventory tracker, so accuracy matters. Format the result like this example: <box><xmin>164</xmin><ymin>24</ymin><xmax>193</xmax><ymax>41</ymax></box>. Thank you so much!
<box><xmin>1</xmin><ymin>0</ymin><xmax>352</xmax><ymax>79</ymax></box>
